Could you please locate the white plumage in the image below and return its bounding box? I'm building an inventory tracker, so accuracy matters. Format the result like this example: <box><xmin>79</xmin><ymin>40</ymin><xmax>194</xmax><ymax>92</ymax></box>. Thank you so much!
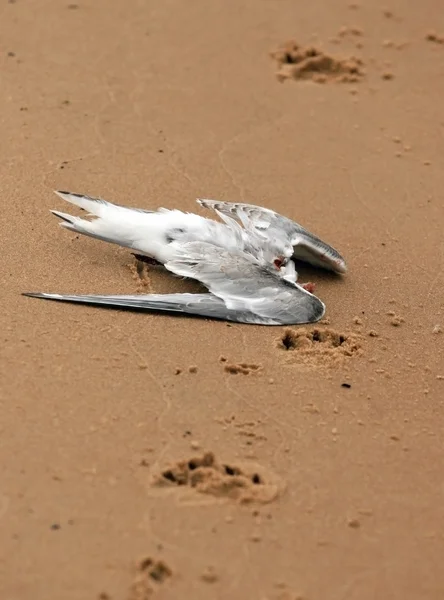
<box><xmin>23</xmin><ymin>191</ymin><xmax>347</xmax><ymax>325</ymax></box>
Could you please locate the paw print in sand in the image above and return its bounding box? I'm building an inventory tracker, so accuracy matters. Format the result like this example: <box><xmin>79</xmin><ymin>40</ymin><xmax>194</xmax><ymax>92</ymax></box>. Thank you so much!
<box><xmin>149</xmin><ymin>452</ymin><xmax>285</xmax><ymax>504</ymax></box>
<box><xmin>278</xmin><ymin>327</ymin><xmax>362</xmax><ymax>366</ymax></box>
<box><xmin>271</xmin><ymin>41</ymin><xmax>364</xmax><ymax>84</ymax></box>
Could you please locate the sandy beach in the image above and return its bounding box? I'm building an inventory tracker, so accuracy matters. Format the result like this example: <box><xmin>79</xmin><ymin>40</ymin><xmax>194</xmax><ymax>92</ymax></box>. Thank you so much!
<box><xmin>1</xmin><ymin>1</ymin><xmax>444</xmax><ymax>598</ymax></box>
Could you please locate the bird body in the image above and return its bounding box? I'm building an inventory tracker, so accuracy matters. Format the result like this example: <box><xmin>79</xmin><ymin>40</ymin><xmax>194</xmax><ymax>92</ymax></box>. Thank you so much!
<box><xmin>23</xmin><ymin>191</ymin><xmax>347</xmax><ymax>326</ymax></box>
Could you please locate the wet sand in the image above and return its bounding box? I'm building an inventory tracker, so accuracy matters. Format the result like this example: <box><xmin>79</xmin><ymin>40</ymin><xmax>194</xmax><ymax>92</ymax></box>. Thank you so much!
<box><xmin>1</xmin><ymin>1</ymin><xmax>444</xmax><ymax>598</ymax></box>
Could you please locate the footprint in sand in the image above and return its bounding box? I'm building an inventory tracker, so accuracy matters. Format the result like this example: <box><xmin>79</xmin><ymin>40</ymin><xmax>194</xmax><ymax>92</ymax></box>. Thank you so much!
<box><xmin>271</xmin><ymin>40</ymin><xmax>364</xmax><ymax>84</ymax></box>
<box><xmin>148</xmin><ymin>451</ymin><xmax>285</xmax><ymax>505</ymax></box>
<box><xmin>277</xmin><ymin>326</ymin><xmax>362</xmax><ymax>367</ymax></box>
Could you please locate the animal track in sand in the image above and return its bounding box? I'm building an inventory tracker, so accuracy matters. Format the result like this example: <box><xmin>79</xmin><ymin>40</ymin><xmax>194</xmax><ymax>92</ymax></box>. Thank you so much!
<box><xmin>128</xmin><ymin>557</ymin><xmax>172</xmax><ymax>600</ymax></box>
<box><xmin>150</xmin><ymin>451</ymin><xmax>285</xmax><ymax>504</ymax></box>
<box><xmin>278</xmin><ymin>327</ymin><xmax>362</xmax><ymax>366</ymax></box>
<box><xmin>128</xmin><ymin>255</ymin><xmax>153</xmax><ymax>292</ymax></box>
<box><xmin>271</xmin><ymin>41</ymin><xmax>364</xmax><ymax>84</ymax></box>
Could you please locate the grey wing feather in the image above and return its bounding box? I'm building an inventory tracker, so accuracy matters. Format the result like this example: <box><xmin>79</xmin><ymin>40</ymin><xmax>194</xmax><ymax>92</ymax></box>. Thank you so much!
<box><xmin>22</xmin><ymin>292</ymin><xmax>283</xmax><ymax>325</ymax></box>
<box><xmin>197</xmin><ymin>198</ymin><xmax>347</xmax><ymax>274</ymax></box>
<box><xmin>198</xmin><ymin>199</ymin><xmax>276</xmax><ymax>230</ymax></box>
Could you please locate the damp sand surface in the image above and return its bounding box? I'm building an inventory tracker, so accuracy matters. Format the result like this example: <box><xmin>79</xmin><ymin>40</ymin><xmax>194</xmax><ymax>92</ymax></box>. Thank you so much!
<box><xmin>1</xmin><ymin>1</ymin><xmax>444</xmax><ymax>599</ymax></box>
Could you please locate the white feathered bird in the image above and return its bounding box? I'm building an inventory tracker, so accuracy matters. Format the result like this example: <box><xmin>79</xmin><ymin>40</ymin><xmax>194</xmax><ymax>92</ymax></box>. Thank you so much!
<box><xmin>23</xmin><ymin>191</ymin><xmax>347</xmax><ymax>325</ymax></box>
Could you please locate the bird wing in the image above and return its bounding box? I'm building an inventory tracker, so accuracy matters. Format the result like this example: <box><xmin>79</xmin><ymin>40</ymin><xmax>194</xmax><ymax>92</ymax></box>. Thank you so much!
<box><xmin>22</xmin><ymin>292</ymin><xmax>260</xmax><ymax>323</ymax></box>
<box><xmin>162</xmin><ymin>241</ymin><xmax>325</xmax><ymax>323</ymax></box>
<box><xmin>23</xmin><ymin>242</ymin><xmax>325</xmax><ymax>325</ymax></box>
<box><xmin>197</xmin><ymin>198</ymin><xmax>347</xmax><ymax>274</ymax></box>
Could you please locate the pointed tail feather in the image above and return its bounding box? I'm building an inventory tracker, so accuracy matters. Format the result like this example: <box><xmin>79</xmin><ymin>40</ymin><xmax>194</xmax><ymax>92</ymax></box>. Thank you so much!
<box><xmin>50</xmin><ymin>209</ymin><xmax>135</xmax><ymax>247</ymax></box>
<box><xmin>54</xmin><ymin>191</ymin><xmax>111</xmax><ymax>215</ymax></box>
<box><xmin>51</xmin><ymin>191</ymin><xmax>160</xmax><ymax>253</ymax></box>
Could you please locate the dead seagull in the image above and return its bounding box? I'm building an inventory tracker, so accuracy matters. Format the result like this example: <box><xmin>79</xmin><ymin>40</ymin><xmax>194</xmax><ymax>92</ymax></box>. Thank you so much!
<box><xmin>22</xmin><ymin>192</ymin><xmax>346</xmax><ymax>325</ymax></box>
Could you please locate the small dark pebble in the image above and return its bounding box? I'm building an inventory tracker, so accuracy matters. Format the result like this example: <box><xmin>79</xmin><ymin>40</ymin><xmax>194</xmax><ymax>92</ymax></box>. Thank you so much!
<box><xmin>341</xmin><ymin>383</ymin><xmax>352</xmax><ymax>388</ymax></box>
<box><xmin>7</xmin><ymin>51</ymin><xmax>16</xmax><ymax>57</ymax></box>
<box><xmin>50</xmin><ymin>523</ymin><xmax>61</xmax><ymax>530</ymax></box>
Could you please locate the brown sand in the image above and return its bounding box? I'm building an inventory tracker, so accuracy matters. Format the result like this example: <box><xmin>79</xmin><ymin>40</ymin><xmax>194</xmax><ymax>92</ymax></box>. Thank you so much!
<box><xmin>1</xmin><ymin>1</ymin><xmax>444</xmax><ymax>599</ymax></box>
